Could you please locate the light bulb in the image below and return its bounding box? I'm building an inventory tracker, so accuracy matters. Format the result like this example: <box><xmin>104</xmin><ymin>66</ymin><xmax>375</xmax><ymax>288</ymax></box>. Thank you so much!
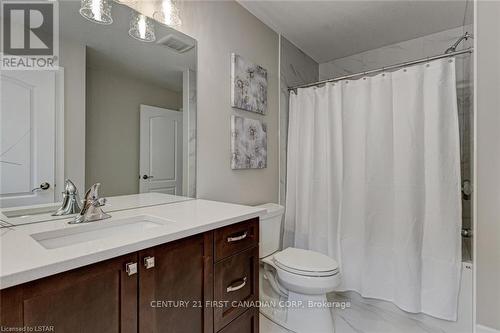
<box><xmin>79</xmin><ymin>0</ymin><xmax>113</xmax><ymax>25</ymax></box>
<box><xmin>129</xmin><ymin>13</ymin><xmax>156</xmax><ymax>42</ymax></box>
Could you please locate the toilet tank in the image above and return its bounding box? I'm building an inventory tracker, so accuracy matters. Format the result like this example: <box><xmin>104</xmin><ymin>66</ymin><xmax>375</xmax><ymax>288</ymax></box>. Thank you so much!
<box><xmin>255</xmin><ymin>203</ymin><xmax>285</xmax><ymax>258</ymax></box>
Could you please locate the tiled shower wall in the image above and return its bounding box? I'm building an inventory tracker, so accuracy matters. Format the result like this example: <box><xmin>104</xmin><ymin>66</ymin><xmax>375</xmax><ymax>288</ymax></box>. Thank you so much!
<box><xmin>318</xmin><ymin>25</ymin><xmax>474</xmax><ymax>260</ymax></box>
<box><xmin>279</xmin><ymin>36</ymin><xmax>319</xmax><ymax>205</ymax></box>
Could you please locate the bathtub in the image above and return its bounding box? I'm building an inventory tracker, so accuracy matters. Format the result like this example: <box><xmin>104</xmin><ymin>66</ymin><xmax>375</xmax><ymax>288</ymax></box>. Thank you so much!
<box><xmin>332</xmin><ymin>261</ymin><xmax>473</xmax><ymax>333</ymax></box>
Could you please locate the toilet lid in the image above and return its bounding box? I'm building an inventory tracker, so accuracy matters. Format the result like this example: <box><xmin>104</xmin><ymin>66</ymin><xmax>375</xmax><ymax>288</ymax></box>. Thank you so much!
<box><xmin>273</xmin><ymin>248</ymin><xmax>339</xmax><ymax>277</ymax></box>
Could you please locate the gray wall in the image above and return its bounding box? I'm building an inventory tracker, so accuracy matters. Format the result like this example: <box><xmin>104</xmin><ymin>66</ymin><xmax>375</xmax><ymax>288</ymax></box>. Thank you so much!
<box><xmin>63</xmin><ymin>0</ymin><xmax>279</xmax><ymax>204</ymax></box>
<box><xmin>279</xmin><ymin>36</ymin><xmax>319</xmax><ymax>205</ymax></box>
<box><xmin>477</xmin><ymin>1</ymin><xmax>500</xmax><ymax>330</ymax></box>
<box><xmin>85</xmin><ymin>67</ymin><xmax>182</xmax><ymax>197</ymax></box>
<box><xmin>177</xmin><ymin>1</ymin><xmax>280</xmax><ymax>205</ymax></box>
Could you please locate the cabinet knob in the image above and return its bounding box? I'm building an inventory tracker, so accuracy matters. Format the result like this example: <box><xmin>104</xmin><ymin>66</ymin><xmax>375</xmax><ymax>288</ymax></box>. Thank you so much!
<box><xmin>144</xmin><ymin>256</ymin><xmax>155</xmax><ymax>269</ymax></box>
<box><xmin>125</xmin><ymin>262</ymin><xmax>138</xmax><ymax>276</ymax></box>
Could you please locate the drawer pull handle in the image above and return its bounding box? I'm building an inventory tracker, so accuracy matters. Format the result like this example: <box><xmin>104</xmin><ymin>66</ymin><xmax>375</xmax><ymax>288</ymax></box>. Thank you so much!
<box><xmin>227</xmin><ymin>232</ymin><xmax>248</xmax><ymax>243</ymax></box>
<box><xmin>125</xmin><ymin>262</ymin><xmax>138</xmax><ymax>276</ymax></box>
<box><xmin>226</xmin><ymin>277</ymin><xmax>247</xmax><ymax>293</ymax></box>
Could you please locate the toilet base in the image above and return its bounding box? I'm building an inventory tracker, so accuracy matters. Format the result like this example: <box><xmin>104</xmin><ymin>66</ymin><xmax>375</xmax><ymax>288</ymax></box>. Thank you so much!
<box><xmin>260</xmin><ymin>257</ymin><xmax>337</xmax><ymax>333</ymax></box>
<box><xmin>285</xmin><ymin>292</ymin><xmax>334</xmax><ymax>333</ymax></box>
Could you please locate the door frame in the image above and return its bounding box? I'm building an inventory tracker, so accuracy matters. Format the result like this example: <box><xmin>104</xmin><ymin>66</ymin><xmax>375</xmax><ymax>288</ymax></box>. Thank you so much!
<box><xmin>54</xmin><ymin>68</ymin><xmax>64</xmax><ymax>202</ymax></box>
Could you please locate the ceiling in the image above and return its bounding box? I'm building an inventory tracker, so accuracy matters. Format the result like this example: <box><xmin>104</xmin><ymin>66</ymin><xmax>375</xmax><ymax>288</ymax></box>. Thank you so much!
<box><xmin>239</xmin><ymin>0</ymin><xmax>472</xmax><ymax>63</ymax></box>
<box><xmin>60</xmin><ymin>2</ymin><xmax>196</xmax><ymax>92</ymax></box>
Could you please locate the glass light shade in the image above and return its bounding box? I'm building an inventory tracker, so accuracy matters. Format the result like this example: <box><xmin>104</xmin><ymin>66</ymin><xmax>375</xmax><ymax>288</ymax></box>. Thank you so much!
<box><xmin>79</xmin><ymin>0</ymin><xmax>113</xmax><ymax>25</ymax></box>
<box><xmin>129</xmin><ymin>13</ymin><xmax>156</xmax><ymax>42</ymax></box>
<box><xmin>153</xmin><ymin>0</ymin><xmax>181</xmax><ymax>28</ymax></box>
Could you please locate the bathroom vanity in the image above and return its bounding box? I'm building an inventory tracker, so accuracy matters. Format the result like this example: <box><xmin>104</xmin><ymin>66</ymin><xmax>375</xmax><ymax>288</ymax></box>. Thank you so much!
<box><xmin>0</xmin><ymin>199</ymin><xmax>264</xmax><ymax>333</ymax></box>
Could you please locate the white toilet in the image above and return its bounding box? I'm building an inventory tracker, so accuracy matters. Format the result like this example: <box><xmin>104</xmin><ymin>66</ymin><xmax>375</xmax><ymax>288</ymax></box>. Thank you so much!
<box><xmin>257</xmin><ymin>203</ymin><xmax>341</xmax><ymax>333</ymax></box>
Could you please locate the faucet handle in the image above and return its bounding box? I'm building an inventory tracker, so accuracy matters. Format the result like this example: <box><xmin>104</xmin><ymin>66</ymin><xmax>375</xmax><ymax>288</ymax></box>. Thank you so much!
<box><xmin>94</xmin><ymin>197</ymin><xmax>107</xmax><ymax>207</ymax></box>
<box><xmin>63</xmin><ymin>179</ymin><xmax>78</xmax><ymax>195</ymax></box>
<box><xmin>51</xmin><ymin>179</ymin><xmax>81</xmax><ymax>216</ymax></box>
<box><xmin>83</xmin><ymin>183</ymin><xmax>102</xmax><ymax>201</ymax></box>
<box><xmin>69</xmin><ymin>183</ymin><xmax>110</xmax><ymax>224</ymax></box>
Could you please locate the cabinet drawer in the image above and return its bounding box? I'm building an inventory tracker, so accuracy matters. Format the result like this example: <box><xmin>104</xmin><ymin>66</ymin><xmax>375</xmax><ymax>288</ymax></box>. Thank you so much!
<box><xmin>215</xmin><ymin>218</ymin><xmax>258</xmax><ymax>261</ymax></box>
<box><xmin>218</xmin><ymin>308</ymin><xmax>259</xmax><ymax>333</ymax></box>
<box><xmin>214</xmin><ymin>246</ymin><xmax>259</xmax><ymax>331</ymax></box>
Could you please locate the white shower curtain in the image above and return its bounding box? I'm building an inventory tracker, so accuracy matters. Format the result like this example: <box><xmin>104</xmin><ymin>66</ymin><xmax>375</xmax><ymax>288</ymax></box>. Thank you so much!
<box><xmin>284</xmin><ymin>58</ymin><xmax>462</xmax><ymax>321</ymax></box>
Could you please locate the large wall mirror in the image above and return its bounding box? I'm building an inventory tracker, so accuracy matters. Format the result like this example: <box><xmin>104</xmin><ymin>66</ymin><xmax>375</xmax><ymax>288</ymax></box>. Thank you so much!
<box><xmin>0</xmin><ymin>1</ymin><xmax>197</xmax><ymax>225</ymax></box>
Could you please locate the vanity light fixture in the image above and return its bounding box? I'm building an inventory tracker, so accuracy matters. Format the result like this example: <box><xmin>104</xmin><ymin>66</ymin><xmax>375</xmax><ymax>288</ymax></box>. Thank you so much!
<box><xmin>153</xmin><ymin>0</ymin><xmax>181</xmax><ymax>28</ymax></box>
<box><xmin>79</xmin><ymin>0</ymin><xmax>113</xmax><ymax>25</ymax></box>
<box><xmin>129</xmin><ymin>13</ymin><xmax>156</xmax><ymax>42</ymax></box>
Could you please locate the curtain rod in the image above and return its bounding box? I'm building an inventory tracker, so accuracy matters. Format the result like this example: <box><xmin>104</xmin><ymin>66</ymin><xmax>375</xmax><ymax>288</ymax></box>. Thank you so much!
<box><xmin>288</xmin><ymin>47</ymin><xmax>473</xmax><ymax>92</ymax></box>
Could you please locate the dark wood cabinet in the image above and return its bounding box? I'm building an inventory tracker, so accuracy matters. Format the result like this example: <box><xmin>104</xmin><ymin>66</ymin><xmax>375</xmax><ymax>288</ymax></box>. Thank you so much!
<box><xmin>214</xmin><ymin>246</ymin><xmax>259</xmax><ymax>331</ymax></box>
<box><xmin>218</xmin><ymin>309</ymin><xmax>259</xmax><ymax>333</ymax></box>
<box><xmin>214</xmin><ymin>218</ymin><xmax>258</xmax><ymax>261</ymax></box>
<box><xmin>0</xmin><ymin>253</ymin><xmax>138</xmax><ymax>333</ymax></box>
<box><xmin>0</xmin><ymin>219</ymin><xmax>258</xmax><ymax>333</ymax></box>
<box><xmin>138</xmin><ymin>232</ymin><xmax>213</xmax><ymax>333</ymax></box>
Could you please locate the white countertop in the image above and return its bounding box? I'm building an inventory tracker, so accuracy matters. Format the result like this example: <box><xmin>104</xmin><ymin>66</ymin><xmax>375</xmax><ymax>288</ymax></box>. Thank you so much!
<box><xmin>0</xmin><ymin>199</ymin><xmax>266</xmax><ymax>289</ymax></box>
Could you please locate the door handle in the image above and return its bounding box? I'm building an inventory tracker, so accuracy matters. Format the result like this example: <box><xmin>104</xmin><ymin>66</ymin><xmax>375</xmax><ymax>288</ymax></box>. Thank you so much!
<box><xmin>32</xmin><ymin>182</ymin><xmax>50</xmax><ymax>192</ymax></box>
<box><xmin>142</xmin><ymin>175</ymin><xmax>154</xmax><ymax>180</ymax></box>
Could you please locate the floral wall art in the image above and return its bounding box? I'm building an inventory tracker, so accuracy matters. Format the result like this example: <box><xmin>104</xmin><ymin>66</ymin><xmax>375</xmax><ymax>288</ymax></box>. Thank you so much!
<box><xmin>231</xmin><ymin>53</ymin><xmax>268</xmax><ymax>114</ymax></box>
<box><xmin>230</xmin><ymin>116</ymin><xmax>267</xmax><ymax>169</ymax></box>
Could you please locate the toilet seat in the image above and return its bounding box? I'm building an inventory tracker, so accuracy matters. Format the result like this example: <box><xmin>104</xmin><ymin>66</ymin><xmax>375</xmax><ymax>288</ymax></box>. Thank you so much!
<box><xmin>273</xmin><ymin>247</ymin><xmax>339</xmax><ymax>277</ymax></box>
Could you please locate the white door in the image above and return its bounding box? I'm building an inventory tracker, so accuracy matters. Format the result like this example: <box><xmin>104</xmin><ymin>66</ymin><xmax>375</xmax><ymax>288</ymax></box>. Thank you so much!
<box><xmin>0</xmin><ymin>71</ymin><xmax>57</xmax><ymax>208</ymax></box>
<box><xmin>139</xmin><ymin>105</ymin><xmax>183</xmax><ymax>195</ymax></box>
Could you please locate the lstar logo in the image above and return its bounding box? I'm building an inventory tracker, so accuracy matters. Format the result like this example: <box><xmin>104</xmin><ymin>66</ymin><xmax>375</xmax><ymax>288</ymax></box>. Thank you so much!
<box><xmin>1</xmin><ymin>1</ymin><xmax>58</xmax><ymax>69</ymax></box>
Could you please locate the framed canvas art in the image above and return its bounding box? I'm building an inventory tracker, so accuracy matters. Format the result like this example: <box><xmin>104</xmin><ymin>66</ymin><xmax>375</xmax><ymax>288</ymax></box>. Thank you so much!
<box><xmin>231</xmin><ymin>53</ymin><xmax>268</xmax><ymax>114</ymax></box>
<box><xmin>230</xmin><ymin>115</ymin><xmax>267</xmax><ymax>169</ymax></box>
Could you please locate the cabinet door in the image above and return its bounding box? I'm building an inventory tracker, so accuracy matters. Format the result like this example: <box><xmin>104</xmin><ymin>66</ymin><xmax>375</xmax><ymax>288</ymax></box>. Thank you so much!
<box><xmin>138</xmin><ymin>232</ymin><xmax>214</xmax><ymax>333</ymax></box>
<box><xmin>0</xmin><ymin>253</ymin><xmax>138</xmax><ymax>333</ymax></box>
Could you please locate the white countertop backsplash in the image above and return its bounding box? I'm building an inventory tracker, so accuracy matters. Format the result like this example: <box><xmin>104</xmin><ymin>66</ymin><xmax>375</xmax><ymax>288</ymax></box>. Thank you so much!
<box><xmin>0</xmin><ymin>198</ymin><xmax>265</xmax><ymax>289</ymax></box>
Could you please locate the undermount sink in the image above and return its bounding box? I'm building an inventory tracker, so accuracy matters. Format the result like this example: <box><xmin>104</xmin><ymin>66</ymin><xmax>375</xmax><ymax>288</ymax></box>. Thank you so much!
<box><xmin>31</xmin><ymin>215</ymin><xmax>175</xmax><ymax>249</ymax></box>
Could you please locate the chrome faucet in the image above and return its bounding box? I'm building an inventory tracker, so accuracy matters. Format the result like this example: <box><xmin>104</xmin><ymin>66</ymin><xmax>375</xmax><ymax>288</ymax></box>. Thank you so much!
<box><xmin>52</xmin><ymin>179</ymin><xmax>82</xmax><ymax>216</ymax></box>
<box><xmin>70</xmin><ymin>183</ymin><xmax>110</xmax><ymax>224</ymax></box>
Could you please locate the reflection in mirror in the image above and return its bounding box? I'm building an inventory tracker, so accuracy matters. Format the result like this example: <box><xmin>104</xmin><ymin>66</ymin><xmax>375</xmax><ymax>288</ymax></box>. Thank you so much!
<box><xmin>0</xmin><ymin>1</ymin><xmax>197</xmax><ymax>225</ymax></box>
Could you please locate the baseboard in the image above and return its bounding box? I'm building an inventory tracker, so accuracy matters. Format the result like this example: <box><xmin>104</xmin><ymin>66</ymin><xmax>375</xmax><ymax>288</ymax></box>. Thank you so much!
<box><xmin>477</xmin><ymin>324</ymin><xmax>500</xmax><ymax>333</ymax></box>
